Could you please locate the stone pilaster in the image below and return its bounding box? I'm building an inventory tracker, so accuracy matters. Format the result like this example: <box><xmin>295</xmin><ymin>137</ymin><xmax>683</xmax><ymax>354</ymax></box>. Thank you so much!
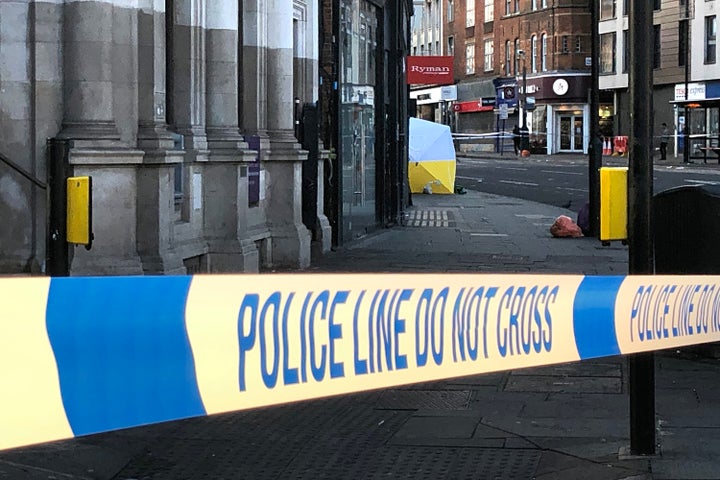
<box><xmin>58</xmin><ymin>1</ymin><xmax>145</xmax><ymax>275</ymax></box>
<box><xmin>262</xmin><ymin>0</ymin><xmax>311</xmax><ymax>270</ymax></box>
<box><xmin>67</xmin><ymin>151</ymin><xmax>144</xmax><ymax>276</ymax></box>
<box><xmin>133</xmin><ymin>0</ymin><xmax>185</xmax><ymax>274</ymax></box>
<box><xmin>170</xmin><ymin>0</ymin><xmax>208</xmax><ymax>157</ymax></box>
<box><xmin>240</xmin><ymin>0</ymin><xmax>268</xmax><ymax>138</ymax></box>
<box><xmin>202</xmin><ymin>1</ymin><xmax>260</xmax><ymax>272</ymax></box>
<box><xmin>314</xmin><ymin>148</ymin><xmax>333</xmax><ymax>256</ymax></box>
<box><xmin>59</xmin><ymin>1</ymin><xmax>120</xmax><ymax>146</ymax></box>
<box><xmin>136</xmin><ymin>154</ymin><xmax>186</xmax><ymax>275</ymax></box>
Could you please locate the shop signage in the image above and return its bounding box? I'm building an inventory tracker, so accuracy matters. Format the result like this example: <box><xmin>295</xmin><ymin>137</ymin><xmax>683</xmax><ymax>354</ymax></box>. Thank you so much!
<box><xmin>674</xmin><ymin>83</ymin><xmax>706</xmax><ymax>101</ymax></box>
<box><xmin>440</xmin><ymin>85</ymin><xmax>458</xmax><ymax>101</ymax></box>
<box><xmin>499</xmin><ymin>104</ymin><xmax>508</xmax><ymax>119</ymax></box>
<box><xmin>453</xmin><ymin>100</ymin><xmax>494</xmax><ymax>113</ymax></box>
<box><xmin>407</xmin><ymin>56</ymin><xmax>454</xmax><ymax>85</ymax></box>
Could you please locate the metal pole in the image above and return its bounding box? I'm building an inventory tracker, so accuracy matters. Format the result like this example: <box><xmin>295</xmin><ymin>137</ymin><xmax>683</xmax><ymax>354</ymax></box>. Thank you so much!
<box><xmin>521</xmin><ymin>63</ymin><xmax>526</xmax><ymax>130</ymax></box>
<box><xmin>683</xmin><ymin>3</ymin><xmax>691</xmax><ymax>164</ymax></box>
<box><xmin>521</xmin><ymin>56</ymin><xmax>528</xmax><ymax>151</ymax></box>
<box><xmin>628</xmin><ymin>0</ymin><xmax>655</xmax><ymax>456</ymax></box>
<box><xmin>588</xmin><ymin>0</ymin><xmax>601</xmax><ymax>237</ymax></box>
<box><xmin>47</xmin><ymin>138</ymin><xmax>71</xmax><ymax>277</ymax></box>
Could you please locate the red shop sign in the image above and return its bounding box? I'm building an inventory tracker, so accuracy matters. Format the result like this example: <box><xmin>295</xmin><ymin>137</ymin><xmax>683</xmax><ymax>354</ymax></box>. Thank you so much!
<box><xmin>453</xmin><ymin>101</ymin><xmax>494</xmax><ymax>113</ymax></box>
<box><xmin>406</xmin><ymin>56</ymin><xmax>454</xmax><ymax>85</ymax></box>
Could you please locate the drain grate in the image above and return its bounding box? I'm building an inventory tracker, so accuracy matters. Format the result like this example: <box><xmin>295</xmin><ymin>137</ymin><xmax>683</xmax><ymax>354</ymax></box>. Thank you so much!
<box><xmin>405</xmin><ymin>209</ymin><xmax>455</xmax><ymax>227</ymax></box>
<box><xmin>375</xmin><ymin>390</ymin><xmax>471</xmax><ymax>410</ymax></box>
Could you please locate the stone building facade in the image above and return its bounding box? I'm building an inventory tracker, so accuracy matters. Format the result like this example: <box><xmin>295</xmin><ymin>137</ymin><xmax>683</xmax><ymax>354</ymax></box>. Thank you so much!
<box><xmin>0</xmin><ymin>0</ymin><xmax>330</xmax><ymax>275</ymax></box>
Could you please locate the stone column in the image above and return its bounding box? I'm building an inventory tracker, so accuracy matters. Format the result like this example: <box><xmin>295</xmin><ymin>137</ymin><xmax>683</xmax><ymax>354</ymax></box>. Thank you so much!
<box><xmin>240</xmin><ymin>0</ymin><xmax>269</xmax><ymax>140</ymax></box>
<box><xmin>203</xmin><ymin>0</ymin><xmax>259</xmax><ymax>272</ymax></box>
<box><xmin>263</xmin><ymin>0</ymin><xmax>311</xmax><ymax>269</ymax></box>
<box><xmin>60</xmin><ymin>1</ymin><xmax>120</xmax><ymax>145</ymax></box>
<box><xmin>136</xmin><ymin>0</ymin><xmax>185</xmax><ymax>274</ymax></box>
<box><xmin>294</xmin><ymin>0</ymin><xmax>331</xmax><ymax>256</ymax></box>
<box><xmin>171</xmin><ymin>0</ymin><xmax>208</xmax><ymax>154</ymax></box>
<box><xmin>240</xmin><ymin>0</ymin><xmax>271</xmax><ymax>246</ymax></box>
<box><xmin>166</xmin><ymin>0</ymin><xmax>209</xmax><ymax>268</ymax></box>
<box><xmin>60</xmin><ymin>1</ymin><xmax>144</xmax><ymax>275</ymax></box>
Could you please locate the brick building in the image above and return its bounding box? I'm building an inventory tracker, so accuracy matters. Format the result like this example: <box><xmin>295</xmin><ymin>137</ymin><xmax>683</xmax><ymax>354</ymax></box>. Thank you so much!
<box><xmin>411</xmin><ymin>0</ymin><xmax>597</xmax><ymax>154</ymax></box>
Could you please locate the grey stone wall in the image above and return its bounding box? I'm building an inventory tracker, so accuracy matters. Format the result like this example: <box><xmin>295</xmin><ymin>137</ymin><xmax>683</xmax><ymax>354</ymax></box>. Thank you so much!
<box><xmin>0</xmin><ymin>0</ymin><xmax>317</xmax><ymax>275</ymax></box>
<box><xmin>0</xmin><ymin>1</ymin><xmax>62</xmax><ymax>273</ymax></box>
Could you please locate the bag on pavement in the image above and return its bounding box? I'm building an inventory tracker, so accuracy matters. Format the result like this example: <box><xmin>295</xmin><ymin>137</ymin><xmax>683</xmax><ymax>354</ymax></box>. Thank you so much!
<box><xmin>550</xmin><ymin>215</ymin><xmax>584</xmax><ymax>238</ymax></box>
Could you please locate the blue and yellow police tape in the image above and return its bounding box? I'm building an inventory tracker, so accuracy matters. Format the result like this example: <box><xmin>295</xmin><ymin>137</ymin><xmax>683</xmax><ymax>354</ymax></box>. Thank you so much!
<box><xmin>1</xmin><ymin>274</ymin><xmax>719</xmax><ymax>450</ymax></box>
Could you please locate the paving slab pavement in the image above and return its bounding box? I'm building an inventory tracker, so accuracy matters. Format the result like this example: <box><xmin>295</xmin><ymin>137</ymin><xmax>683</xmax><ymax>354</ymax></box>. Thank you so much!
<box><xmin>2</xmin><ymin>189</ymin><xmax>720</xmax><ymax>479</ymax></box>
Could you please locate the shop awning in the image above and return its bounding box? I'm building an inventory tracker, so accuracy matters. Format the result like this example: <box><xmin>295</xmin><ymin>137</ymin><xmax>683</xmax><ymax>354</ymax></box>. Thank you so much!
<box><xmin>671</xmin><ymin>97</ymin><xmax>720</xmax><ymax>107</ymax></box>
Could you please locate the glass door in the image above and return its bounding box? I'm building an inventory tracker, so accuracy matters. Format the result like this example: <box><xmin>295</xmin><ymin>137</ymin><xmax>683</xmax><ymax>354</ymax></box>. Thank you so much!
<box><xmin>339</xmin><ymin>0</ymin><xmax>378</xmax><ymax>241</ymax></box>
<box><xmin>559</xmin><ymin>116</ymin><xmax>572</xmax><ymax>150</ymax></box>
<box><xmin>558</xmin><ymin>114</ymin><xmax>584</xmax><ymax>152</ymax></box>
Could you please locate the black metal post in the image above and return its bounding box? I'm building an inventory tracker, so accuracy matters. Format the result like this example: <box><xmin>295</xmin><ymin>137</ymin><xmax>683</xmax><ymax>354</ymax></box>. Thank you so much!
<box><xmin>628</xmin><ymin>0</ymin><xmax>655</xmax><ymax>456</ymax></box>
<box><xmin>520</xmin><ymin>54</ymin><xmax>529</xmax><ymax>152</ymax></box>
<box><xmin>588</xmin><ymin>0</ymin><xmax>601</xmax><ymax>237</ymax></box>
<box><xmin>521</xmin><ymin>64</ymin><xmax>526</xmax><ymax>130</ymax></box>
<box><xmin>47</xmin><ymin>138</ymin><xmax>72</xmax><ymax>277</ymax></box>
<box><xmin>683</xmin><ymin>3</ymin><xmax>691</xmax><ymax>164</ymax></box>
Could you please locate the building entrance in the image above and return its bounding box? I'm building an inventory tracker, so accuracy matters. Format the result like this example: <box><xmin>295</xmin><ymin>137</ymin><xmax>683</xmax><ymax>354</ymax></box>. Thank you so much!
<box><xmin>558</xmin><ymin>114</ymin><xmax>584</xmax><ymax>152</ymax></box>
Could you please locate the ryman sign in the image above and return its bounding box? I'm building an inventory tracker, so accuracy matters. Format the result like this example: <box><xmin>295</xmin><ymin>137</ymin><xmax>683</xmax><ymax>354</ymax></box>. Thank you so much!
<box><xmin>407</xmin><ymin>56</ymin><xmax>454</xmax><ymax>85</ymax></box>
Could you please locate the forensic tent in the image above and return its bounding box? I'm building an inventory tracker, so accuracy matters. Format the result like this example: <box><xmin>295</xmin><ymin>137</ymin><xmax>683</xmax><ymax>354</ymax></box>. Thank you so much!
<box><xmin>408</xmin><ymin>118</ymin><xmax>456</xmax><ymax>194</ymax></box>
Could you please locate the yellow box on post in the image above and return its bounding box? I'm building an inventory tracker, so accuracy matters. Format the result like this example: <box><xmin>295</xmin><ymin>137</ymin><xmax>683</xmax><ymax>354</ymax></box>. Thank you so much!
<box><xmin>599</xmin><ymin>167</ymin><xmax>627</xmax><ymax>242</ymax></box>
<box><xmin>66</xmin><ymin>176</ymin><xmax>93</xmax><ymax>248</ymax></box>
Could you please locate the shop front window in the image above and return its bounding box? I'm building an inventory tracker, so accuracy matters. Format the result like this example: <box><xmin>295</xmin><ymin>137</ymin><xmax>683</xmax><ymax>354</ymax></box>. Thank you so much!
<box><xmin>340</xmin><ymin>0</ymin><xmax>378</xmax><ymax>241</ymax></box>
<box><xmin>530</xmin><ymin>105</ymin><xmax>547</xmax><ymax>152</ymax></box>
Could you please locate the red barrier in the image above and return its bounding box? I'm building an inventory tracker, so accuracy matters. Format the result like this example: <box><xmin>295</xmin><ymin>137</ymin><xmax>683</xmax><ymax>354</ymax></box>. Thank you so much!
<box><xmin>613</xmin><ymin>136</ymin><xmax>628</xmax><ymax>156</ymax></box>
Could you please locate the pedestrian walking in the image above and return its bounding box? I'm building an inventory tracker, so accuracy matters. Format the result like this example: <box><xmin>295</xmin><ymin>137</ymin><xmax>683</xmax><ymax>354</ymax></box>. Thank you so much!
<box><xmin>660</xmin><ymin>122</ymin><xmax>670</xmax><ymax>160</ymax></box>
<box><xmin>512</xmin><ymin>124</ymin><xmax>521</xmax><ymax>155</ymax></box>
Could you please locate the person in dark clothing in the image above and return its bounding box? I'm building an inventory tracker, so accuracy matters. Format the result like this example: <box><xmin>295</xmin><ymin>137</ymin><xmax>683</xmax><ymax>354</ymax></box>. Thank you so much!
<box><xmin>660</xmin><ymin>122</ymin><xmax>670</xmax><ymax>160</ymax></box>
<box><xmin>519</xmin><ymin>125</ymin><xmax>529</xmax><ymax>153</ymax></box>
<box><xmin>512</xmin><ymin>124</ymin><xmax>521</xmax><ymax>155</ymax></box>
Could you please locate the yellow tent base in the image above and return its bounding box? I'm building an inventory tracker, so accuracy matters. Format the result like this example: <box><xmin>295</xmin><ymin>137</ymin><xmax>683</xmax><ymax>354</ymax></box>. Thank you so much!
<box><xmin>409</xmin><ymin>159</ymin><xmax>456</xmax><ymax>194</ymax></box>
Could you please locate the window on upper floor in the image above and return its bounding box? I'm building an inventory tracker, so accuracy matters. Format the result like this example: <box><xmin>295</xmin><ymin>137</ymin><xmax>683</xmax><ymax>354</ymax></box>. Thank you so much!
<box><xmin>575</xmin><ymin>36</ymin><xmax>582</xmax><ymax>53</ymax></box>
<box><xmin>466</xmin><ymin>43</ymin><xmax>476</xmax><ymax>74</ymax></box>
<box><xmin>600</xmin><ymin>32</ymin><xmax>616</xmax><ymax>74</ymax></box>
<box><xmin>532</xmin><ymin>0</ymin><xmax>537</xmax><ymax>10</ymax></box>
<box><xmin>622</xmin><ymin>29</ymin><xmax>628</xmax><ymax>72</ymax></box>
<box><xmin>514</xmin><ymin>38</ymin><xmax>520</xmax><ymax>74</ymax></box>
<box><xmin>467</xmin><ymin>0</ymin><xmax>475</xmax><ymax>27</ymax></box>
<box><xmin>600</xmin><ymin>0</ymin><xmax>615</xmax><ymax>20</ymax></box>
<box><xmin>541</xmin><ymin>33</ymin><xmax>547</xmax><ymax>71</ymax></box>
<box><xmin>653</xmin><ymin>0</ymin><xmax>661</xmax><ymax>11</ymax></box>
<box><xmin>506</xmin><ymin>0</ymin><xmax>511</xmax><ymax>16</ymax></box>
<box><xmin>485</xmin><ymin>0</ymin><xmax>494</xmax><ymax>22</ymax></box>
<box><xmin>653</xmin><ymin>25</ymin><xmax>661</xmax><ymax>69</ymax></box>
<box><xmin>706</xmin><ymin>15</ymin><xmax>717</xmax><ymax>64</ymax></box>
<box><xmin>448</xmin><ymin>36</ymin><xmax>455</xmax><ymax>56</ymax></box>
<box><xmin>447</xmin><ymin>0</ymin><xmax>454</xmax><ymax>22</ymax></box>
<box><xmin>505</xmin><ymin>40</ymin><xmax>512</xmax><ymax>75</ymax></box>
<box><xmin>484</xmin><ymin>39</ymin><xmax>494</xmax><ymax>71</ymax></box>
<box><xmin>531</xmin><ymin>35</ymin><xmax>537</xmax><ymax>72</ymax></box>
<box><xmin>514</xmin><ymin>0</ymin><xmax>520</xmax><ymax>13</ymax></box>
<box><xmin>561</xmin><ymin>35</ymin><xmax>569</xmax><ymax>54</ymax></box>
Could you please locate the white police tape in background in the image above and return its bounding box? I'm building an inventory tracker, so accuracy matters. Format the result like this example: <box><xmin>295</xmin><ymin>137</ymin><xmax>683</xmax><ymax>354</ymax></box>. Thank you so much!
<box><xmin>2</xmin><ymin>274</ymin><xmax>720</xmax><ymax>451</ymax></box>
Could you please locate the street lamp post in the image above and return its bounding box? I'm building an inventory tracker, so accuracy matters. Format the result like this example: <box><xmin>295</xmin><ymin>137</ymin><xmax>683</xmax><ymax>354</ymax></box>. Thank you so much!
<box><xmin>518</xmin><ymin>49</ymin><xmax>529</xmax><ymax>152</ymax></box>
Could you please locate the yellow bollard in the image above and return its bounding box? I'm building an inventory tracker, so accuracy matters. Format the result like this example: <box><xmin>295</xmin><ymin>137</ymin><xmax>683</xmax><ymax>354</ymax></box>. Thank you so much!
<box><xmin>599</xmin><ymin>167</ymin><xmax>627</xmax><ymax>244</ymax></box>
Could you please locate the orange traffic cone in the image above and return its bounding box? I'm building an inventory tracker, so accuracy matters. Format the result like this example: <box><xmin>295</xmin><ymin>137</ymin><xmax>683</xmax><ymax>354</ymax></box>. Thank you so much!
<box><xmin>603</xmin><ymin>138</ymin><xmax>611</xmax><ymax>155</ymax></box>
